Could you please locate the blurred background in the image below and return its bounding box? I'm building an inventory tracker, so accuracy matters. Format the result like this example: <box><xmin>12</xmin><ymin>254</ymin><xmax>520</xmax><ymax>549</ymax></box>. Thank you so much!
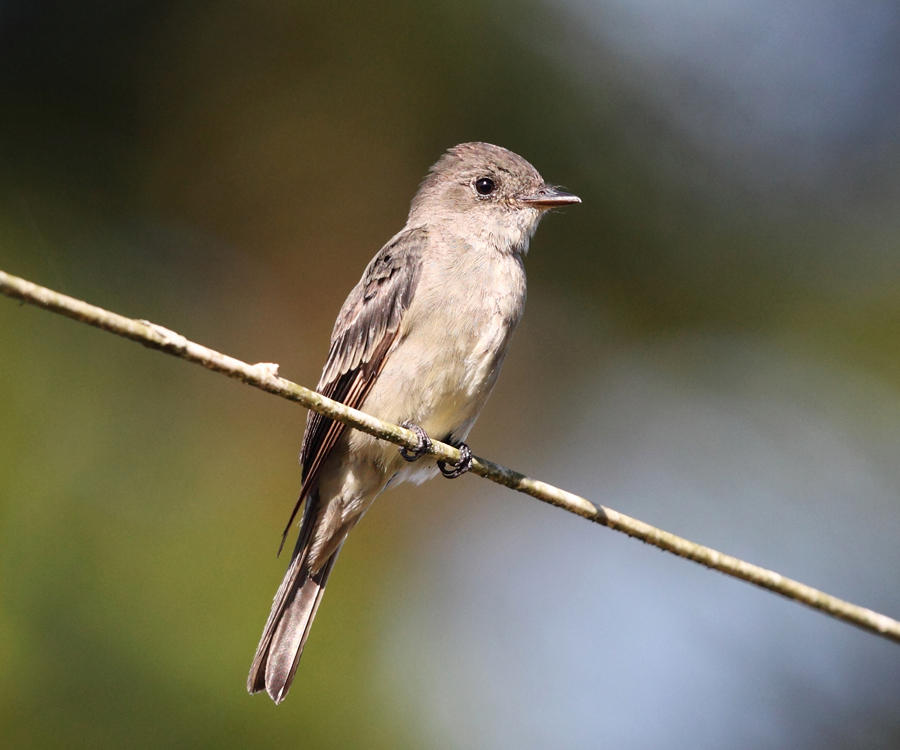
<box><xmin>2</xmin><ymin>1</ymin><xmax>899</xmax><ymax>747</ymax></box>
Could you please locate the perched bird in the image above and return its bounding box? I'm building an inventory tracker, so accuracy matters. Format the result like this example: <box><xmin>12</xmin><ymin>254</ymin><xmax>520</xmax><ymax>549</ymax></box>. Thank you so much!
<box><xmin>248</xmin><ymin>142</ymin><xmax>580</xmax><ymax>703</ymax></box>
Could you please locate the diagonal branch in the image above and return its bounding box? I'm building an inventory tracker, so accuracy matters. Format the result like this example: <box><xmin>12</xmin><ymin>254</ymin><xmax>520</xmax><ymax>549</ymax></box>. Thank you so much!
<box><xmin>2</xmin><ymin>267</ymin><xmax>899</xmax><ymax>645</ymax></box>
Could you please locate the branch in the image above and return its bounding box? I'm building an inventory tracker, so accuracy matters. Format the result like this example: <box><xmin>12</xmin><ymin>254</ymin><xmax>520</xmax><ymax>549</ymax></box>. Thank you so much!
<box><xmin>2</xmin><ymin>267</ymin><xmax>899</xmax><ymax>645</ymax></box>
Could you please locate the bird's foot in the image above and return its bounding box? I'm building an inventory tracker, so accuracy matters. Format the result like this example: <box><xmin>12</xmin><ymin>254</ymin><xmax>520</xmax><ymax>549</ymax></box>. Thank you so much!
<box><xmin>438</xmin><ymin>442</ymin><xmax>472</xmax><ymax>479</ymax></box>
<box><xmin>399</xmin><ymin>422</ymin><xmax>433</xmax><ymax>461</ymax></box>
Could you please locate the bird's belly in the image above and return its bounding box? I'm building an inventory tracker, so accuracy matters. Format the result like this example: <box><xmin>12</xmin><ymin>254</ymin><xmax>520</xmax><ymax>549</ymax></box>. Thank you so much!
<box><xmin>366</xmin><ymin>313</ymin><xmax>510</xmax><ymax>438</ymax></box>
<box><xmin>349</xmin><ymin>275</ymin><xmax>523</xmax><ymax>483</ymax></box>
<box><xmin>339</xmin><ymin>241</ymin><xmax>527</xmax><ymax>489</ymax></box>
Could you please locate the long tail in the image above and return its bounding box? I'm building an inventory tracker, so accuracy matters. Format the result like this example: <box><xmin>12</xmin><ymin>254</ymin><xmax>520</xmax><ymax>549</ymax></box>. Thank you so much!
<box><xmin>247</xmin><ymin>507</ymin><xmax>341</xmax><ymax>704</ymax></box>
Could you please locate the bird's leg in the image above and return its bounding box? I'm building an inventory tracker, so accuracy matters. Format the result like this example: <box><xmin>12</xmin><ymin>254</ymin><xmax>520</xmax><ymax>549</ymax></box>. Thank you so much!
<box><xmin>399</xmin><ymin>422</ymin><xmax>433</xmax><ymax>461</ymax></box>
<box><xmin>437</xmin><ymin>442</ymin><xmax>472</xmax><ymax>479</ymax></box>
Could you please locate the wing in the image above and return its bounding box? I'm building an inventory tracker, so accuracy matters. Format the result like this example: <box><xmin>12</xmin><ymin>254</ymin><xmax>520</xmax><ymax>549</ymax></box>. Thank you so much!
<box><xmin>278</xmin><ymin>226</ymin><xmax>427</xmax><ymax>548</ymax></box>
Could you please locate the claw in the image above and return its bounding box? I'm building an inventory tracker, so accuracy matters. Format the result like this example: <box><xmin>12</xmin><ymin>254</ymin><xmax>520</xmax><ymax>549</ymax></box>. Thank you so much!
<box><xmin>438</xmin><ymin>442</ymin><xmax>472</xmax><ymax>479</ymax></box>
<box><xmin>399</xmin><ymin>422</ymin><xmax>432</xmax><ymax>461</ymax></box>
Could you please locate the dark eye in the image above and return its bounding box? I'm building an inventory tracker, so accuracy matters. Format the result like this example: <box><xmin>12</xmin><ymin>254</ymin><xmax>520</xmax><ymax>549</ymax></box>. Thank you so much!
<box><xmin>474</xmin><ymin>177</ymin><xmax>495</xmax><ymax>195</ymax></box>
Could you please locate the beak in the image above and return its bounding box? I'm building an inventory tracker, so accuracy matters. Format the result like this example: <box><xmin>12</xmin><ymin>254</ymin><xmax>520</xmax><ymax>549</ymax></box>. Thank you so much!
<box><xmin>518</xmin><ymin>184</ymin><xmax>581</xmax><ymax>209</ymax></box>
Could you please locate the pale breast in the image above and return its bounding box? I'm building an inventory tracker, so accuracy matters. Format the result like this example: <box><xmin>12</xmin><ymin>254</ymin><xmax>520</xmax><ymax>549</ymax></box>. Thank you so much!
<box><xmin>360</xmin><ymin>240</ymin><xmax>526</xmax><ymax>446</ymax></box>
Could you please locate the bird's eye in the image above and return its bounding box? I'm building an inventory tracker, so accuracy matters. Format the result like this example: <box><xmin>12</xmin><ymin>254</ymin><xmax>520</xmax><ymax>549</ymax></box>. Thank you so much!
<box><xmin>474</xmin><ymin>177</ymin><xmax>495</xmax><ymax>196</ymax></box>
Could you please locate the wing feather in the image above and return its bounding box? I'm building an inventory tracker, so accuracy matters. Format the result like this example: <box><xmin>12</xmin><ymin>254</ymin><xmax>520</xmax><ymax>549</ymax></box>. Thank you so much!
<box><xmin>278</xmin><ymin>226</ymin><xmax>427</xmax><ymax>548</ymax></box>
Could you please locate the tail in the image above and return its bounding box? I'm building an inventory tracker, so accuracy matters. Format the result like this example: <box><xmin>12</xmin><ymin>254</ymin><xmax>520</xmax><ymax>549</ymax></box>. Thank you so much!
<box><xmin>247</xmin><ymin>512</ymin><xmax>341</xmax><ymax>704</ymax></box>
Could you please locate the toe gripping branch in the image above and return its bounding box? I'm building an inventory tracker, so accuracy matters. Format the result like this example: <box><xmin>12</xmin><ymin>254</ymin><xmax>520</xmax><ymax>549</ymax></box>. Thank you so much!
<box><xmin>399</xmin><ymin>422</ymin><xmax>432</xmax><ymax>461</ymax></box>
<box><xmin>437</xmin><ymin>443</ymin><xmax>472</xmax><ymax>479</ymax></box>
<box><xmin>398</xmin><ymin>422</ymin><xmax>473</xmax><ymax>479</ymax></box>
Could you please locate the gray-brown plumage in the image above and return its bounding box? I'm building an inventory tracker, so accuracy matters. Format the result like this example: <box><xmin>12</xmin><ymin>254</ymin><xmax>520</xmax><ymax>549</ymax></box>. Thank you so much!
<box><xmin>248</xmin><ymin>142</ymin><xmax>579</xmax><ymax>704</ymax></box>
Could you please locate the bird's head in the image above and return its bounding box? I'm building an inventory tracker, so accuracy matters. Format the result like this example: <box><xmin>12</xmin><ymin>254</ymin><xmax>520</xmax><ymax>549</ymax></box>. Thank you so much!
<box><xmin>409</xmin><ymin>142</ymin><xmax>580</xmax><ymax>255</ymax></box>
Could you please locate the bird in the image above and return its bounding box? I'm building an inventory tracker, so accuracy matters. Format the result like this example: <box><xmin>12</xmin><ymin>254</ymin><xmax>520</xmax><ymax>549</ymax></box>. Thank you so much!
<box><xmin>248</xmin><ymin>141</ymin><xmax>580</xmax><ymax>704</ymax></box>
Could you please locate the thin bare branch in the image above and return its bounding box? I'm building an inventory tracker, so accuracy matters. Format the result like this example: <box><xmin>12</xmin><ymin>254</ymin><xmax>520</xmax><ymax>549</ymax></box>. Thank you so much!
<box><xmin>2</xmin><ymin>267</ymin><xmax>898</xmax><ymax>645</ymax></box>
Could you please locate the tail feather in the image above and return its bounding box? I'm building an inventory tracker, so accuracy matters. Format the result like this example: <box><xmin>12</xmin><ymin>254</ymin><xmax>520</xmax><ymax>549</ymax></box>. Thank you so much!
<box><xmin>267</xmin><ymin>558</ymin><xmax>335</xmax><ymax>701</ymax></box>
<box><xmin>248</xmin><ymin>500</ymin><xmax>342</xmax><ymax>704</ymax></box>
